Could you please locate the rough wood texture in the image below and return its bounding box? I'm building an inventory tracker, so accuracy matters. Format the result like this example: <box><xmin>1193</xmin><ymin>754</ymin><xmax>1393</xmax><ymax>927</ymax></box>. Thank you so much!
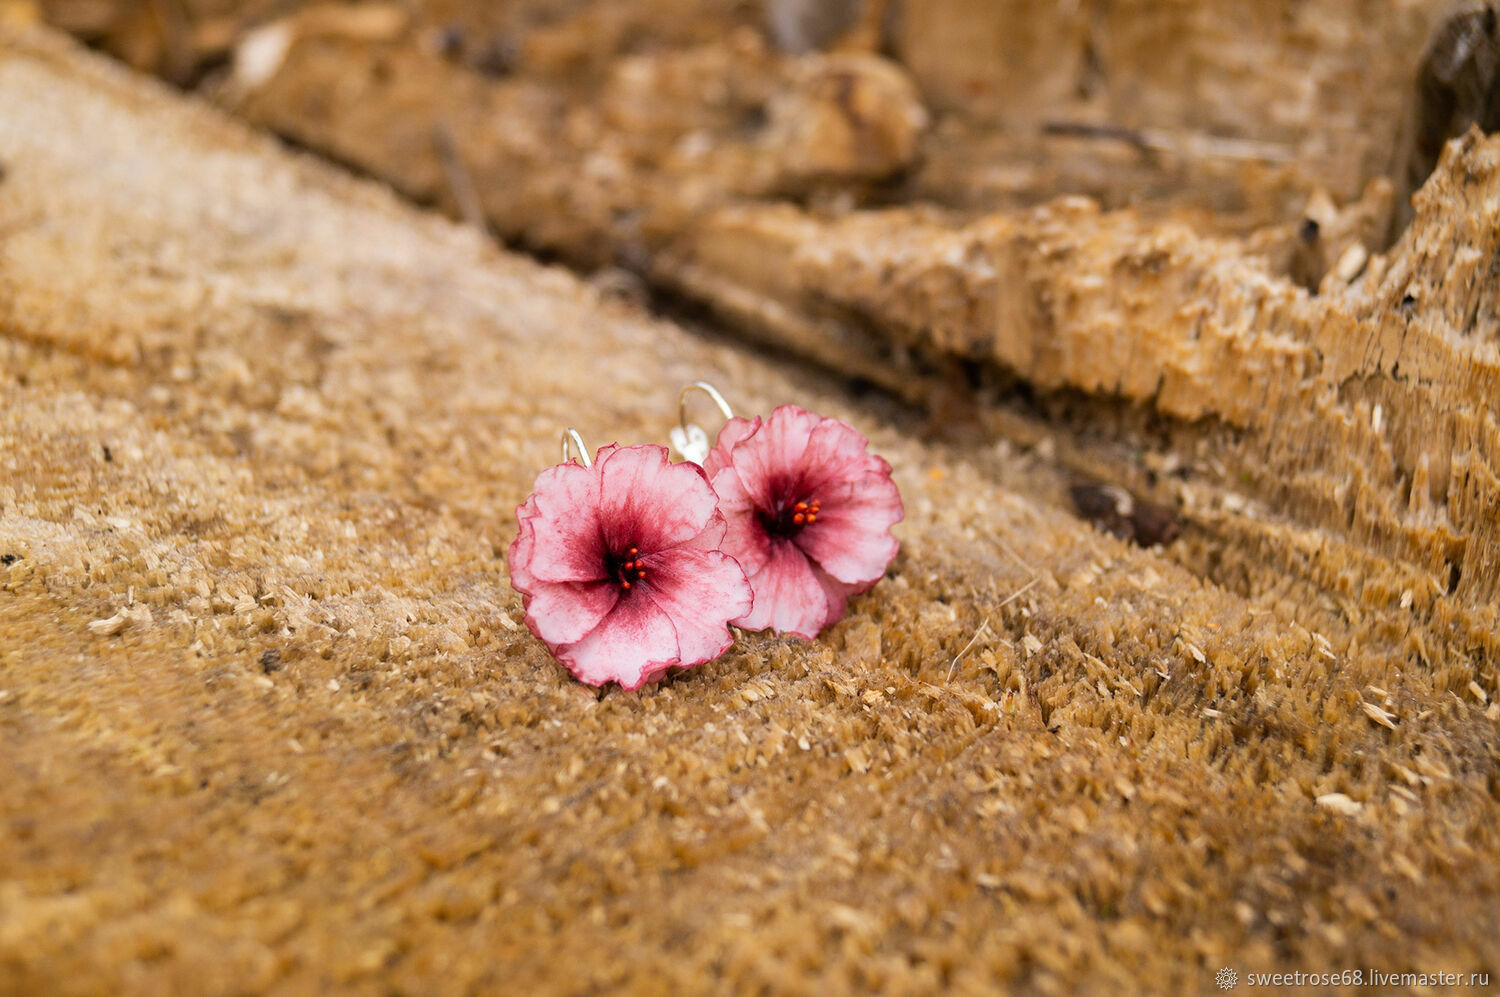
<box><xmin>3</xmin><ymin>18</ymin><xmax>1499</xmax><ymax>997</ymax></box>
<box><xmin>164</xmin><ymin>0</ymin><xmax>1500</xmax><ymax>676</ymax></box>
<box><xmin>35</xmin><ymin>0</ymin><xmax>1454</xmax><ymax>225</ymax></box>
<box><xmin>892</xmin><ymin>0</ymin><xmax>1434</xmax><ymax>203</ymax></box>
<box><xmin>661</xmin><ymin>132</ymin><xmax>1500</xmax><ymax>657</ymax></box>
<box><xmin>218</xmin><ymin>14</ymin><xmax>929</xmax><ymax>269</ymax></box>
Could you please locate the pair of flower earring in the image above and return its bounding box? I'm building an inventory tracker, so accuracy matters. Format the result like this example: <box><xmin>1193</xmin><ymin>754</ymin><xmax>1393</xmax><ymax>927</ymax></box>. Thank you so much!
<box><xmin>507</xmin><ymin>383</ymin><xmax>904</xmax><ymax>691</ymax></box>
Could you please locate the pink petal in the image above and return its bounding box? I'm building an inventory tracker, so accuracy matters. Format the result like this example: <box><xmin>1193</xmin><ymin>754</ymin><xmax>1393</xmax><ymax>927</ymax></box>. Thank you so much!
<box><xmin>726</xmin><ymin>405</ymin><xmax>822</xmax><ymax>510</ymax></box>
<box><xmin>734</xmin><ymin>539</ymin><xmax>833</xmax><ymax>639</ymax></box>
<box><xmin>798</xmin><ymin>416</ymin><xmax>883</xmax><ymax>497</ymax></box>
<box><xmin>506</xmin><ymin>501</ymin><xmax>540</xmax><ymax>593</ymax></box>
<box><xmin>796</xmin><ymin>469</ymin><xmax>903</xmax><ymax>585</ymax></box>
<box><xmin>597</xmin><ymin>444</ymin><xmax>720</xmax><ymax>553</ymax></box>
<box><xmin>701</xmin><ymin>416</ymin><xmax>760</xmax><ymax>479</ymax></box>
<box><xmin>709</xmin><ymin>465</ymin><xmax>773</xmax><ymax>577</ymax></box>
<box><xmin>556</xmin><ymin>592</ymin><xmax>681</xmax><ymax>690</ymax></box>
<box><xmin>521</xmin><ymin>460</ymin><xmax>608</xmax><ymax>584</ymax></box>
<box><xmin>522</xmin><ymin>579</ymin><xmax>620</xmax><ymax>647</ymax></box>
<box><xmin>642</xmin><ymin>546</ymin><xmax>753</xmax><ymax>666</ymax></box>
<box><xmin>810</xmin><ymin>562</ymin><xmax>862</xmax><ymax>632</ymax></box>
<box><xmin>671</xmin><ymin>508</ymin><xmax>728</xmax><ymax>554</ymax></box>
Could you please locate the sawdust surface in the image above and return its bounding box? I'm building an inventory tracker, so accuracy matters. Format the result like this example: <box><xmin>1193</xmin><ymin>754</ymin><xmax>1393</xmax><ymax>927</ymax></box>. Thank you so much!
<box><xmin>1</xmin><ymin>29</ymin><xmax>1497</xmax><ymax>996</ymax></box>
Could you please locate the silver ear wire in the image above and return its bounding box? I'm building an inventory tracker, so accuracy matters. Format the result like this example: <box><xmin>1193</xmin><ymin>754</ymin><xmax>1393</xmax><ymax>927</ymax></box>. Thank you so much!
<box><xmin>561</xmin><ymin>428</ymin><xmax>593</xmax><ymax>468</ymax></box>
<box><xmin>678</xmin><ymin>381</ymin><xmax>733</xmax><ymax>429</ymax></box>
<box><xmin>671</xmin><ymin>382</ymin><xmax>734</xmax><ymax>464</ymax></box>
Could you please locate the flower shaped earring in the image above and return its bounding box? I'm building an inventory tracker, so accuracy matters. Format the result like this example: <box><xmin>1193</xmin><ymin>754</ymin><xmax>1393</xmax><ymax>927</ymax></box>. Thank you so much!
<box><xmin>507</xmin><ymin>428</ymin><xmax>752</xmax><ymax>690</ymax></box>
<box><xmin>676</xmin><ymin>384</ymin><xmax>904</xmax><ymax>640</ymax></box>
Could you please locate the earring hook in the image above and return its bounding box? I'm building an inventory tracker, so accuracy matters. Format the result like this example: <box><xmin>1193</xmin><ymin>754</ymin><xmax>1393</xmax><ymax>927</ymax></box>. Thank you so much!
<box><xmin>678</xmin><ymin>381</ymin><xmax>734</xmax><ymax>433</ymax></box>
<box><xmin>561</xmin><ymin>428</ymin><xmax>592</xmax><ymax>468</ymax></box>
<box><xmin>671</xmin><ymin>382</ymin><xmax>734</xmax><ymax>464</ymax></box>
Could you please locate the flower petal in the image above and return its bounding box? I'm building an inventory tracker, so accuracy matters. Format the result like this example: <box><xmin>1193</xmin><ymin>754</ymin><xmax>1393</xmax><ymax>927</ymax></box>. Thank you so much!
<box><xmin>642</xmin><ymin>546</ymin><xmax>752</xmax><ymax>666</ymax></box>
<box><xmin>672</xmin><ymin>508</ymin><xmax>728</xmax><ymax>554</ymax></box>
<box><xmin>734</xmin><ymin>539</ymin><xmax>831</xmax><ymax>639</ymax></box>
<box><xmin>556</xmin><ymin>593</ymin><xmax>680</xmax><ymax>690</ymax></box>
<box><xmin>522</xmin><ymin>460</ymin><xmax>608</xmax><ymax>584</ymax></box>
<box><xmin>506</xmin><ymin>500</ymin><xmax>540</xmax><ymax>593</ymax></box>
<box><xmin>810</xmin><ymin>561</ymin><xmax>862</xmax><ymax>632</ymax></box>
<box><xmin>797</xmin><ymin>468</ymin><xmax>903</xmax><ymax>585</ymax></box>
<box><xmin>798</xmin><ymin>416</ymin><xmax>883</xmax><ymax>497</ymax></box>
<box><xmin>701</xmin><ymin>415</ymin><xmax>760</xmax><ymax>479</ymax></box>
<box><xmin>726</xmin><ymin>405</ymin><xmax>822</xmax><ymax>510</ymax></box>
<box><xmin>522</xmin><ymin>579</ymin><xmax>620</xmax><ymax>647</ymax></box>
<box><xmin>597</xmin><ymin>444</ymin><xmax>720</xmax><ymax>553</ymax></box>
<box><xmin>709</xmin><ymin>465</ymin><xmax>773</xmax><ymax>577</ymax></box>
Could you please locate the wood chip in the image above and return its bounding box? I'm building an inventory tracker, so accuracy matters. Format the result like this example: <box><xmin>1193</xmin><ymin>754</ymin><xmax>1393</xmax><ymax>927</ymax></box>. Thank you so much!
<box><xmin>86</xmin><ymin>604</ymin><xmax>153</xmax><ymax>636</ymax></box>
<box><xmin>87</xmin><ymin>610</ymin><xmax>131</xmax><ymax>636</ymax></box>
<box><xmin>1315</xmin><ymin>792</ymin><xmax>1363</xmax><ymax>816</ymax></box>
<box><xmin>1361</xmin><ymin>700</ymin><xmax>1398</xmax><ymax>730</ymax></box>
<box><xmin>1334</xmin><ymin>242</ymin><xmax>1369</xmax><ymax>283</ymax></box>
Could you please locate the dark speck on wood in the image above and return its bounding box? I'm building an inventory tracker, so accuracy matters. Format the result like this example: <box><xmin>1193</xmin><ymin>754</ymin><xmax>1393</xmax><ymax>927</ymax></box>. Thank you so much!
<box><xmin>1070</xmin><ymin>480</ymin><xmax>1182</xmax><ymax>547</ymax></box>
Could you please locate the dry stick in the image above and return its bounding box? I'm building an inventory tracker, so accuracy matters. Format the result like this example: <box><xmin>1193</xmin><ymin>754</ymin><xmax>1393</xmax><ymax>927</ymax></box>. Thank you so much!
<box><xmin>946</xmin><ymin>618</ymin><xmax>991</xmax><ymax>684</ymax></box>
<box><xmin>995</xmin><ymin>536</ymin><xmax>1037</xmax><ymax>577</ymax></box>
<box><xmin>946</xmin><ymin>576</ymin><xmax>1041</xmax><ymax>682</ymax></box>
<box><xmin>996</xmin><ymin>577</ymin><xmax>1040</xmax><ymax>609</ymax></box>
<box><xmin>1042</xmin><ymin>120</ymin><xmax>1295</xmax><ymax>163</ymax></box>
<box><xmin>1041</xmin><ymin>120</ymin><xmax>1153</xmax><ymax>156</ymax></box>
<box><xmin>433</xmin><ymin>124</ymin><xmax>493</xmax><ymax>239</ymax></box>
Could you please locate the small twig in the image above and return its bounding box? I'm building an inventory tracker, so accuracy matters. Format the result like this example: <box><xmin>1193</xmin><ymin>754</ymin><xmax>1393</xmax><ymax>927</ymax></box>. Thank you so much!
<box><xmin>995</xmin><ymin>577</ymin><xmax>1039</xmax><ymax>612</ymax></box>
<box><xmin>947</xmin><ymin>576</ymin><xmax>1039</xmax><ymax>681</ymax></box>
<box><xmin>1043</xmin><ymin>120</ymin><xmax>1295</xmax><ymax>164</ymax></box>
<box><xmin>1154</xmin><ymin>129</ymin><xmax>1294</xmax><ymax>164</ymax></box>
<box><xmin>1042</xmin><ymin>120</ymin><xmax>1152</xmax><ymax>155</ymax></box>
<box><xmin>433</xmin><ymin>124</ymin><xmax>492</xmax><ymax>239</ymax></box>
<box><xmin>995</xmin><ymin>537</ymin><xmax>1036</xmax><ymax>577</ymax></box>
<box><xmin>947</xmin><ymin>617</ymin><xmax>992</xmax><ymax>683</ymax></box>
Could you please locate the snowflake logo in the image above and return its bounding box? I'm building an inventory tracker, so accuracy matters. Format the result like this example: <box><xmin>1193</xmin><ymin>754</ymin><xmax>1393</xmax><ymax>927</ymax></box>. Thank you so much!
<box><xmin>1216</xmin><ymin>967</ymin><xmax>1238</xmax><ymax>990</ymax></box>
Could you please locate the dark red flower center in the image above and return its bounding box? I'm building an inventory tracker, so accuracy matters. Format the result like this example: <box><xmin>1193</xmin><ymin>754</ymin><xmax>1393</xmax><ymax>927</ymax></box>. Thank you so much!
<box><xmin>608</xmin><ymin>545</ymin><xmax>648</xmax><ymax>592</ymax></box>
<box><xmin>760</xmin><ymin>498</ymin><xmax>820</xmax><ymax>539</ymax></box>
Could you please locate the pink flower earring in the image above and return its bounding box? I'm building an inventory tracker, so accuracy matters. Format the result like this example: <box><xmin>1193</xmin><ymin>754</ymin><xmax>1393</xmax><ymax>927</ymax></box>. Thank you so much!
<box><xmin>675</xmin><ymin>384</ymin><xmax>904</xmax><ymax>640</ymax></box>
<box><xmin>507</xmin><ymin>427</ymin><xmax>752</xmax><ymax>690</ymax></box>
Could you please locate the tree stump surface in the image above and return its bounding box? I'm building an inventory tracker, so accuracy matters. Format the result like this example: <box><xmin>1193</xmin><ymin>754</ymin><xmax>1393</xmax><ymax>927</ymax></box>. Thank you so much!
<box><xmin>2</xmin><ymin>16</ymin><xmax>1498</xmax><ymax>996</ymax></box>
